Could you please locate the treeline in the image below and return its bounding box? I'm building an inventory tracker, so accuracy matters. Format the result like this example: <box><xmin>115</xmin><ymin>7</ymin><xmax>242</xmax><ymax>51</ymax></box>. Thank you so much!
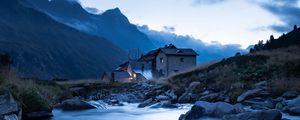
<box><xmin>250</xmin><ymin>25</ymin><xmax>300</xmax><ymax>52</ymax></box>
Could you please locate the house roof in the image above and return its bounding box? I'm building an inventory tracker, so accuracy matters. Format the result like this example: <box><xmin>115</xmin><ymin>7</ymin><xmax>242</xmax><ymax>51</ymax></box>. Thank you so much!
<box><xmin>139</xmin><ymin>49</ymin><xmax>159</xmax><ymax>61</ymax></box>
<box><xmin>139</xmin><ymin>44</ymin><xmax>198</xmax><ymax>61</ymax></box>
<box><xmin>159</xmin><ymin>48</ymin><xmax>198</xmax><ymax>56</ymax></box>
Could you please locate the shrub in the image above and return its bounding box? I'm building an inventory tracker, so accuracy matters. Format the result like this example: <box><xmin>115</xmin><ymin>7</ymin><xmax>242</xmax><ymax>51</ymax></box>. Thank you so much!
<box><xmin>270</xmin><ymin>77</ymin><xmax>300</xmax><ymax>97</ymax></box>
<box><xmin>0</xmin><ymin>72</ymin><xmax>64</xmax><ymax>113</ymax></box>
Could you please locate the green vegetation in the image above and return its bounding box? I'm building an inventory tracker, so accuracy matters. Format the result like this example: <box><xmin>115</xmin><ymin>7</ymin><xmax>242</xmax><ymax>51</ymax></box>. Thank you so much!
<box><xmin>0</xmin><ymin>72</ymin><xmax>64</xmax><ymax>113</ymax></box>
<box><xmin>167</xmin><ymin>46</ymin><xmax>300</xmax><ymax>102</ymax></box>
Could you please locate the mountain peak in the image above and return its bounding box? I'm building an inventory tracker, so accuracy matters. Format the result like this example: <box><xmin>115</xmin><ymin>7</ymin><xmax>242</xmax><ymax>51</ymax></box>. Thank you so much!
<box><xmin>102</xmin><ymin>7</ymin><xmax>123</xmax><ymax>16</ymax></box>
<box><xmin>101</xmin><ymin>7</ymin><xmax>130</xmax><ymax>23</ymax></box>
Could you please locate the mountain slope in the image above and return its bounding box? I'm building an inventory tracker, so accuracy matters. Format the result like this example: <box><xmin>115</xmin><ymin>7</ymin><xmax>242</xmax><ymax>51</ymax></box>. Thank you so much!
<box><xmin>26</xmin><ymin>0</ymin><xmax>156</xmax><ymax>52</ymax></box>
<box><xmin>0</xmin><ymin>0</ymin><xmax>127</xmax><ymax>79</ymax></box>
<box><xmin>166</xmin><ymin>27</ymin><xmax>300</xmax><ymax>102</ymax></box>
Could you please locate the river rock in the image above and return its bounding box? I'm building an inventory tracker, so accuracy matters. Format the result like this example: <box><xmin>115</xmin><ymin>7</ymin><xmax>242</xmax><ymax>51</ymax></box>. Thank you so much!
<box><xmin>0</xmin><ymin>91</ymin><xmax>21</xmax><ymax>120</ymax></box>
<box><xmin>282</xmin><ymin>91</ymin><xmax>298</xmax><ymax>99</ymax></box>
<box><xmin>289</xmin><ymin>106</ymin><xmax>300</xmax><ymax>115</ymax></box>
<box><xmin>150</xmin><ymin>101</ymin><xmax>178</xmax><ymax>108</ymax></box>
<box><xmin>180</xmin><ymin>101</ymin><xmax>236</xmax><ymax>120</ymax></box>
<box><xmin>198</xmin><ymin>93</ymin><xmax>225</xmax><ymax>102</ymax></box>
<box><xmin>165</xmin><ymin>90</ymin><xmax>177</xmax><ymax>100</ymax></box>
<box><xmin>3</xmin><ymin>114</ymin><xmax>18</xmax><ymax>120</ymax></box>
<box><xmin>244</xmin><ymin>98</ymin><xmax>274</xmax><ymax>110</ymax></box>
<box><xmin>57</xmin><ymin>98</ymin><xmax>96</xmax><ymax>111</ymax></box>
<box><xmin>223</xmin><ymin>109</ymin><xmax>282</xmax><ymax>120</ymax></box>
<box><xmin>287</xmin><ymin>96</ymin><xmax>300</xmax><ymax>107</ymax></box>
<box><xmin>145</xmin><ymin>91</ymin><xmax>157</xmax><ymax>99</ymax></box>
<box><xmin>233</xmin><ymin>103</ymin><xmax>245</xmax><ymax>113</ymax></box>
<box><xmin>178</xmin><ymin>93</ymin><xmax>191</xmax><ymax>103</ymax></box>
<box><xmin>179</xmin><ymin>105</ymin><xmax>204</xmax><ymax>120</ymax></box>
<box><xmin>155</xmin><ymin>95</ymin><xmax>169</xmax><ymax>101</ymax></box>
<box><xmin>237</xmin><ymin>88</ymin><xmax>263</xmax><ymax>102</ymax></box>
<box><xmin>24</xmin><ymin>110</ymin><xmax>53</xmax><ymax>119</ymax></box>
<box><xmin>194</xmin><ymin>101</ymin><xmax>236</xmax><ymax>116</ymax></box>
<box><xmin>138</xmin><ymin>98</ymin><xmax>156</xmax><ymax>108</ymax></box>
<box><xmin>254</xmin><ymin>81</ymin><xmax>268</xmax><ymax>90</ymax></box>
<box><xmin>187</xmin><ymin>82</ymin><xmax>201</xmax><ymax>92</ymax></box>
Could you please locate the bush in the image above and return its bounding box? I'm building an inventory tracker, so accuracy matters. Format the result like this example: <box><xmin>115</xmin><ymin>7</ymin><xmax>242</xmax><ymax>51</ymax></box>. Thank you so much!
<box><xmin>19</xmin><ymin>88</ymin><xmax>51</xmax><ymax>112</ymax></box>
<box><xmin>0</xmin><ymin>72</ymin><xmax>64</xmax><ymax>113</ymax></box>
<box><xmin>270</xmin><ymin>77</ymin><xmax>300</xmax><ymax>97</ymax></box>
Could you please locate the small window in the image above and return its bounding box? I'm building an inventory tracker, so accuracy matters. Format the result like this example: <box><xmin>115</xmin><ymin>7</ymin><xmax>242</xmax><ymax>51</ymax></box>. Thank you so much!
<box><xmin>180</xmin><ymin>58</ymin><xmax>184</xmax><ymax>62</ymax></box>
<box><xmin>160</xmin><ymin>57</ymin><xmax>164</xmax><ymax>63</ymax></box>
<box><xmin>141</xmin><ymin>64</ymin><xmax>145</xmax><ymax>72</ymax></box>
<box><xmin>174</xmin><ymin>70</ymin><xmax>179</xmax><ymax>73</ymax></box>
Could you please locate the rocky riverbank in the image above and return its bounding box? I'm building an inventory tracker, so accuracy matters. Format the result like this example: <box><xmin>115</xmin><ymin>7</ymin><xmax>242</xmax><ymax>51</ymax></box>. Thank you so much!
<box><xmin>56</xmin><ymin>80</ymin><xmax>300</xmax><ymax>120</ymax></box>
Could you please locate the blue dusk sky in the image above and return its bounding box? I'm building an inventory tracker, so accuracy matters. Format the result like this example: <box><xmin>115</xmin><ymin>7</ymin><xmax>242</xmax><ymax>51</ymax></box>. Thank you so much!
<box><xmin>79</xmin><ymin>0</ymin><xmax>300</xmax><ymax>48</ymax></box>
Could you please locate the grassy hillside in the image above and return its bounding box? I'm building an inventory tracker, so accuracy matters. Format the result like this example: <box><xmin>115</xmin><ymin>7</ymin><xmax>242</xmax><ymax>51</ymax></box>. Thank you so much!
<box><xmin>166</xmin><ymin>44</ymin><xmax>300</xmax><ymax>103</ymax></box>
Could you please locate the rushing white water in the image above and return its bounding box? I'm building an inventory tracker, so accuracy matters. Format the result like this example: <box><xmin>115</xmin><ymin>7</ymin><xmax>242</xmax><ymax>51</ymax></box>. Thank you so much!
<box><xmin>51</xmin><ymin>103</ymin><xmax>192</xmax><ymax>120</ymax></box>
<box><xmin>50</xmin><ymin>102</ymin><xmax>300</xmax><ymax>120</ymax></box>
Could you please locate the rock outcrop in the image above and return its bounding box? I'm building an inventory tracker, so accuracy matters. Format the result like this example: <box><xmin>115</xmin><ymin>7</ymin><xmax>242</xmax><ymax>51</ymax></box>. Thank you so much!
<box><xmin>0</xmin><ymin>91</ymin><xmax>21</xmax><ymax>120</ymax></box>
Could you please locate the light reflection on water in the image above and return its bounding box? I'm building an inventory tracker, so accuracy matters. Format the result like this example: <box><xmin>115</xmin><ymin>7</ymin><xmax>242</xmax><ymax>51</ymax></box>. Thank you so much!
<box><xmin>51</xmin><ymin>103</ymin><xmax>193</xmax><ymax>120</ymax></box>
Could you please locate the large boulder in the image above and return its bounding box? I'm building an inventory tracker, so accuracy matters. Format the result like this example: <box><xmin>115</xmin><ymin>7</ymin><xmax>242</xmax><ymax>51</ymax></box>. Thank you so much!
<box><xmin>223</xmin><ymin>110</ymin><xmax>282</xmax><ymax>120</ymax></box>
<box><xmin>179</xmin><ymin>101</ymin><xmax>236</xmax><ymax>120</ymax></box>
<box><xmin>0</xmin><ymin>91</ymin><xmax>21</xmax><ymax>120</ymax></box>
<box><xmin>179</xmin><ymin>105</ymin><xmax>204</xmax><ymax>120</ymax></box>
<box><xmin>56</xmin><ymin>98</ymin><xmax>96</xmax><ymax>111</ymax></box>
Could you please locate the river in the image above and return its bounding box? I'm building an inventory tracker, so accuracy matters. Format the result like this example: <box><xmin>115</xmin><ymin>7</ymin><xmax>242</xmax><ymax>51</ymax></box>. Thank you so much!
<box><xmin>49</xmin><ymin>102</ymin><xmax>300</xmax><ymax>120</ymax></box>
<box><xmin>50</xmin><ymin>103</ymin><xmax>195</xmax><ymax>120</ymax></box>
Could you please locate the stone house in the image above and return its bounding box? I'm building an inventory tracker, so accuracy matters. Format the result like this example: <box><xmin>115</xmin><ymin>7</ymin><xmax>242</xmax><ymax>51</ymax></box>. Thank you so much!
<box><xmin>140</xmin><ymin>44</ymin><xmax>198</xmax><ymax>78</ymax></box>
<box><xmin>102</xmin><ymin>61</ymin><xmax>151</xmax><ymax>83</ymax></box>
<box><xmin>102</xmin><ymin>44</ymin><xmax>198</xmax><ymax>82</ymax></box>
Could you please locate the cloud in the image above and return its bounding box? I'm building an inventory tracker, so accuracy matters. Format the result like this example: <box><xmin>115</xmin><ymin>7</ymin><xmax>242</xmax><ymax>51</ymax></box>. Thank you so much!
<box><xmin>193</xmin><ymin>0</ymin><xmax>226</xmax><ymax>5</ymax></box>
<box><xmin>138</xmin><ymin>25</ymin><xmax>245</xmax><ymax>63</ymax></box>
<box><xmin>84</xmin><ymin>7</ymin><xmax>103</xmax><ymax>14</ymax></box>
<box><xmin>259</xmin><ymin>0</ymin><xmax>300</xmax><ymax>32</ymax></box>
<box><xmin>163</xmin><ymin>26</ymin><xmax>176</xmax><ymax>33</ymax></box>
